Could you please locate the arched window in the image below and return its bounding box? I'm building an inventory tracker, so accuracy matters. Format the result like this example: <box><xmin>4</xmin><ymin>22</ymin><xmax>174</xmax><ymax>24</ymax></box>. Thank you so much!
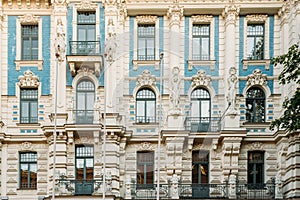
<box><xmin>190</xmin><ymin>88</ymin><xmax>211</xmax><ymax>132</ymax></box>
<box><xmin>246</xmin><ymin>87</ymin><xmax>265</xmax><ymax>123</ymax></box>
<box><xmin>76</xmin><ymin>79</ymin><xmax>95</xmax><ymax>124</ymax></box>
<box><xmin>136</xmin><ymin>88</ymin><xmax>156</xmax><ymax>123</ymax></box>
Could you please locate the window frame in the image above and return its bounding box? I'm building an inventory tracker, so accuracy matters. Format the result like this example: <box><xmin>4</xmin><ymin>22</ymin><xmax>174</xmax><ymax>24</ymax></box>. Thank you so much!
<box><xmin>75</xmin><ymin>145</ymin><xmax>94</xmax><ymax>181</ymax></box>
<box><xmin>135</xmin><ymin>88</ymin><xmax>156</xmax><ymax>123</ymax></box>
<box><xmin>21</xmin><ymin>25</ymin><xmax>39</xmax><ymax>60</ymax></box>
<box><xmin>20</xmin><ymin>88</ymin><xmax>38</xmax><ymax>124</ymax></box>
<box><xmin>192</xmin><ymin>24</ymin><xmax>210</xmax><ymax>61</ymax></box>
<box><xmin>245</xmin><ymin>87</ymin><xmax>266</xmax><ymax>123</ymax></box>
<box><xmin>137</xmin><ymin>24</ymin><xmax>155</xmax><ymax>61</ymax></box>
<box><xmin>246</xmin><ymin>23</ymin><xmax>265</xmax><ymax>60</ymax></box>
<box><xmin>247</xmin><ymin>151</ymin><xmax>264</xmax><ymax>186</ymax></box>
<box><xmin>137</xmin><ymin>151</ymin><xmax>154</xmax><ymax>188</ymax></box>
<box><xmin>19</xmin><ymin>152</ymin><xmax>37</xmax><ymax>189</ymax></box>
<box><xmin>15</xmin><ymin>14</ymin><xmax>43</xmax><ymax>70</ymax></box>
<box><xmin>76</xmin><ymin>79</ymin><xmax>95</xmax><ymax>124</ymax></box>
<box><xmin>192</xmin><ymin>150</ymin><xmax>209</xmax><ymax>184</ymax></box>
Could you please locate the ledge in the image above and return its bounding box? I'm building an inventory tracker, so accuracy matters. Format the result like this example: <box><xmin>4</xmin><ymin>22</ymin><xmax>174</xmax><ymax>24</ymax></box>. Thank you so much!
<box><xmin>187</xmin><ymin>60</ymin><xmax>216</xmax><ymax>70</ymax></box>
<box><xmin>242</xmin><ymin>59</ymin><xmax>271</xmax><ymax>71</ymax></box>
<box><xmin>15</xmin><ymin>60</ymin><xmax>44</xmax><ymax>71</ymax></box>
<box><xmin>132</xmin><ymin>60</ymin><xmax>161</xmax><ymax>70</ymax></box>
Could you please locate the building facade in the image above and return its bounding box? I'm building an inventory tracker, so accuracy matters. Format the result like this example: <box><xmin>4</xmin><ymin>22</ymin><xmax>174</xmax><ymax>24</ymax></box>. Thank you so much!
<box><xmin>0</xmin><ymin>0</ymin><xmax>299</xmax><ymax>199</ymax></box>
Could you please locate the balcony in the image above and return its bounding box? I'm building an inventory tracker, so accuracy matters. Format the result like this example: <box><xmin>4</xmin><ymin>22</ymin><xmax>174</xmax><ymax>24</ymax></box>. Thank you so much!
<box><xmin>74</xmin><ymin>110</ymin><xmax>94</xmax><ymax>124</ymax></box>
<box><xmin>66</xmin><ymin>41</ymin><xmax>103</xmax><ymax>77</ymax></box>
<box><xmin>127</xmin><ymin>182</ymin><xmax>276</xmax><ymax>199</ymax></box>
<box><xmin>57</xmin><ymin>179</ymin><xmax>104</xmax><ymax>196</ymax></box>
<box><xmin>184</xmin><ymin>117</ymin><xmax>221</xmax><ymax>132</ymax></box>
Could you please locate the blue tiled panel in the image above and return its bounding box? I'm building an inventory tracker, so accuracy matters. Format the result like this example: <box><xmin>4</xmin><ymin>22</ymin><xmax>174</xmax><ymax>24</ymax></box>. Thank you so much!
<box><xmin>184</xmin><ymin>16</ymin><xmax>190</xmax><ymax>94</ymax></box>
<box><xmin>99</xmin><ymin>3</ymin><xmax>105</xmax><ymax>86</ymax></box>
<box><xmin>8</xmin><ymin>16</ymin><xmax>51</xmax><ymax>96</ymax></box>
<box><xmin>130</xmin><ymin>105</ymin><xmax>134</xmax><ymax>109</ymax></box>
<box><xmin>214</xmin><ymin>16</ymin><xmax>220</xmax><ymax>77</ymax></box>
<box><xmin>238</xmin><ymin>16</ymin><xmax>244</xmax><ymax>82</ymax></box>
<box><xmin>66</xmin><ymin>4</ymin><xmax>74</xmax><ymax>86</ymax></box>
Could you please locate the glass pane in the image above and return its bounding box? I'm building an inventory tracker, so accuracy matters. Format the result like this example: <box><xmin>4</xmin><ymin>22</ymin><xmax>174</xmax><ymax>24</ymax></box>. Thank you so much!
<box><xmin>87</xmin><ymin>26</ymin><xmax>95</xmax><ymax>41</ymax></box>
<box><xmin>86</xmin><ymin>93</ymin><xmax>95</xmax><ymax>110</ymax></box>
<box><xmin>247</xmin><ymin>37</ymin><xmax>255</xmax><ymax>58</ymax></box>
<box><xmin>138</xmin><ymin>38</ymin><xmax>146</xmax><ymax>59</ymax></box>
<box><xmin>78</xmin><ymin>28</ymin><xmax>86</xmax><ymax>41</ymax></box>
<box><xmin>137</xmin><ymin>165</ymin><xmax>144</xmax><ymax>185</ymax></box>
<box><xmin>86</xmin><ymin>158</ymin><xmax>93</xmax><ymax>167</ymax></box>
<box><xmin>202</xmin><ymin>38</ymin><xmax>209</xmax><ymax>59</ymax></box>
<box><xmin>76</xmin><ymin>159</ymin><xmax>84</xmax><ymax>168</ymax></box>
<box><xmin>146</xmin><ymin>165</ymin><xmax>153</xmax><ymax>184</ymax></box>
<box><xmin>136</xmin><ymin>101</ymin><xmax>145</xmax><ymax>116</ymax></box>
<box><xmin>200</xmin><ymin>164</ymin><xmax>209</xmax><ymax>183</ymax></box>
<box><xmin>201</xmin><ymin>100</ymin><xmax>210</xmax><ymax>118</ymax></box>
<box><xmin>30</xmin><ymin>102</ymin><xmax>38</xmax><ymax>117</ymax></box>
<box><xmin>192</xmin><ymin>164</ymin><xmax>198</xmax><ymax>184</ymax></box>
<box><xmin>76</xmin><ymin>159</ymin><xmax>84</xmax><ymax>180</ymax></box>
<box><xmin>20</xmin><ymin>164</ymin><xmax>29</xmax><ymax>188</ymax></box>
<box><xmin>21</xmin><ymin>102</ymin><xmax>29</xmax><ymax>117</ymax></box>
<box><xmin>147</xmin><ymin>39</ymin><xmax>155</xmax><ymax>57</ymax></box>
<box><xmin>147</xmin><ymin>101</ymin><xmax>155</xmax><ymax>121</ymax></box>
<box><xmin>191</xmin><ymin>101</ymin><xmax>199</xmax><ymax>117</ymax></box>
<box><xmin>192</xmin><ymin>38</ymin><xmax>200</xmax><ymax>59</ymax></box>
<box><xmin>77</xmin><ymin>93</ymin><xmax>85</xmax><ymax>110</ymax></box>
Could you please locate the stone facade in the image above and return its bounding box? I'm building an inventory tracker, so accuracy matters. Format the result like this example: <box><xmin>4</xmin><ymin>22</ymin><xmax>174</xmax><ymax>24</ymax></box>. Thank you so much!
<box><xmin>0</xmin><ymin>0</ymin><xmax>299</xmax><ymax>199</ymax></box>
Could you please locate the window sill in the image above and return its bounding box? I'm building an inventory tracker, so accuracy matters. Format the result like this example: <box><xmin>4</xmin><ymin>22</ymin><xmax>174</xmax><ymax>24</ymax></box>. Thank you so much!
<box><xmin>242</xmin><ymin>122</ymin><xmax>270</xmax><ymax>127</ymax></box>
<box><xmin>15</xmin><ymin>60</ymin><xmax>44</xmax><ymax>71</ymax></box>
<box><xmin>132</xmin><ymin>60</ymin><xmax>161</xmax><ymax>71</ymax></box>
<box><xmin>242</xmin><ymin>59</ymin><xmax>270</xmax><ymax>71</ymax></box>
<box><xmin>187</xmin><ymin>60</ymin><xmax>216</xmax><ymax>71</ymax></box>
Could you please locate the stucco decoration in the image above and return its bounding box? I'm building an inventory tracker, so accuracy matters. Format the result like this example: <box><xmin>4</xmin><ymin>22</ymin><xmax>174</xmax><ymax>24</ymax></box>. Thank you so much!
<box><xmin>138</xmin><ymin>142</ymin><xmax>155</xmax><ymax>151</ymax></box>
<box><xmin>55</xmin><ymin>18</ymin><xmax>66</xmax><ymax>62</ymax></box>
<box><xmin>167</xmin><ymin>0</ymin><xmax>183</xmax><ymax>27</ymax></box>
<box><xmin>136</xmin><ymin>70</ymin><xmax>156</xmax><ymax>87</ymax></box>
<box><xmin>20</xmin><ymin>142</ymin><xmax>33</xmax><ymax>150</ymax></box>
<box><xmin>105</xmin><ymin>18</ymin><xmax>118</xmax><ymax>63</ymax></box>
<box><xmin>191</xmin><ymin>70</ymin><xmax>211</xmax><ymax>87</ymax></box>
<box><xmin>191</xmin><ymin>15</ymin><xmax>213</xmax><ymax>24</ymax></box>
<box><xmin>136</xmin><ymin>15</ymin><xmax>157</xmax><ymax>24</ymax></box>
<box><xmin>248</xmin><ymin>142</ymin><xmax>264</xmax><ymax>150</ymax></box>
<box><xmin>170</xmin><ymin>66</ymin><xmax>181</xmax><ymax>112</ymax></box>
<box><xmin>18</xmin><ymin>70</ymin><xmax>40</xmax><ymax>88</ymax></box>
<box><xmin>0</xmin><ymin>8</ymin><xmax>4</xmax><ymax>29</ymax></box>
<box><xmin>75</xmin><ymin>0</ymin><xmax>97</xmax><ymax>10</ymax></box>
<box><xmin>222</xmin><ymin>4</ymin><xmax>239</xmax><ymax>26</ymax></box>
<box><xmin>246</xmin><ymin>69</ymin><xmax>267</xmax><ymax>86</ymax></box>
<box><xmin>246</xmin><ymin>14</ymin><xmax>268</xmax><ymax>23</ymax></box>
<box><xmin>19</xmin><ymin>14</ymin><xmax>40</xmax><ymax>25</ymax></box>
<box><xmin>227</xmin><ymin>67</ymin><xmax>238</xmax><ymax>112</ymax></box>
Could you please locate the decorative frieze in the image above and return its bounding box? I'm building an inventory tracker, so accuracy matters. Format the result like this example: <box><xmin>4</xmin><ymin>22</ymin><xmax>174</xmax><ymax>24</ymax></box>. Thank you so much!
<box><xmin>136</xmin><ymin>15</ymin><xmax>157</xmax><ymax>24</ymax></box>
<box><xmin>222</xmin><ymin>4</ymin><xmax>240</xmax><ymax>26</ymax></box>
<box><xmin>138</xmin><ymin>142</ymin><xmax>155</xmax><ymax>151</ymax></box>
<box><xmin>191</xmin><ymin>70</ymin><xmax>211</xmax><ymax>87</ymax></box>
<box><xmin>167</xmin><ymin>1</ymin><xmax>183</xmax><ymax>27</ymax></box>
<box><xmin>18</xmin><ymin>70</ymin><xmax>40</xmax><ymax>88</ymax></box>
<box><xmin>75</xmin><ymin>0</ymin><xmax>97</xmax><ymax>10</ymax></box>
<box><xmin>191</xmin><ymin>15</ymin><xmax>213</xmax><ymax>24</ymax></box>
<box><xmin>246</xmin><ymin>69</ymin><xmax>267</xmax><ymax>86</ymax></box>
<box><xmin>136</xmin><ymin>70</ymin><xmax>156</xmax><ymax>87</ymax></box>
<box><xmin>246</xmin><ymin>14</ymin><xmax>268</xmax><ymax>23</ymax></box>
<box><xmin>19</xmin><ymin>14</ymin><xmax>40</xmax><ymax>25</ymax></box>
<box><xmin>247</xmin><ymin>142</ymin><xmax>264</xmax><ymax>150</ymax></box>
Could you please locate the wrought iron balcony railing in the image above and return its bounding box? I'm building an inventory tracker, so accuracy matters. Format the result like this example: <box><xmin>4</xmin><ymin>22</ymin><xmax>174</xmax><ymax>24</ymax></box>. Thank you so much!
<box><xmin>57</xmin><ymin>179</ymin><xmax>104</xmax><ymax>196</ymax></box>
<box><xmin>184</xmin><ymin>117</ymin><xmax>221</xmax><ymax>132</ymax></box>
<box><xmin>69</xmin><ymin>41</ymin><xmax>101</xmax><ymax>55</ymax></box>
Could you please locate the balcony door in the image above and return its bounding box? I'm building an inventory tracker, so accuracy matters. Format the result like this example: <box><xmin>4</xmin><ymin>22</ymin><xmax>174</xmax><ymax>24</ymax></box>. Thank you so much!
<box><xmin>190</xmin><ymin>88</ymin><xmax>211</xmax><ymax>132</ymax></box>
<box><xmin>75</xmin><ymin>145</ymin><xmax>94</xmax><ymax>195</ymax></box>
<box><xmin>192</xmin><ymin>150</ymin><xmax>209</xmax><ymax>198</ymax></box>
<box><xmin>76</xmin><ymin>79</ymin><xmax>95</xmax><ymax>124</ymax></box>
<box><xmin>77</xmin><ymin>11</ymin><xmax>96</xmax><ymax>54</ymax></box>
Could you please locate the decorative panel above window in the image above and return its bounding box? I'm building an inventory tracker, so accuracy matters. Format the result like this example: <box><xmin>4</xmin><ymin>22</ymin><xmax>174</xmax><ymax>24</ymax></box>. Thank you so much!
<box><xmin>15</xmin><ymin>14</ymin><xmax>43</xmax><ymax>71</ymax></box>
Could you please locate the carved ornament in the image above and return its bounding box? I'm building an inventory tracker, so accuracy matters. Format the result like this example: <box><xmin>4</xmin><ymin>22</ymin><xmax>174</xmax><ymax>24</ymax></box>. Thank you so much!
<box><xmin>136</xmin><ymin>15</ymin><xmax>157</xmax><ymax>24</ymax></box>
<box><xmin>75</xmin><ymin>0</ymin><xmax>97</xmax><ymax>10</ymax></box>
<box><xmin>191</xmin><ymin>15</ymin><xmax>213</xmax><ymax>24</ymax></box>
<box><xmin>191</xmin><ymin>70</ymin><xmax>211</xmax><ymax>87</ymax></box>
<box><xmin>20</xmin><ymin>142</ymin><xmax>33</xmax><ymax>150</ymax></box>
<box><xmin>138</xmin><ymin>142</ymin><xmax>155</xmax><ymax>151</ymax></box>
<box><xmin>247</xmin><ymin>69</ymin><xmax>267</xmax><ymax>86</ymax></box>
<box><xmin>167</xmin><ymin>2</ymin><xmax>183</xmax><ymax>27</ymax></box>
<box><xmin>19</xmin><ymin>14</ymin><xmax>40</xmax><ymax>25</ymax></box>
<box><xmin>248</xmin><ymin>142</ymin><xmax>264</xmax><ymax>150</ymax></box>
<box><xmin>18</xmin><ymin>70</ymin><xmax>40</xmax><ymax>88</ymax></box>
<box><xmin>222</xmin><ymin>5</ymin><xmax>240</xmax><ymax>25</ymax></box>
<box><xmin>136</xmin><ymin>70</ymin><xmax>156</xmax><ymax>87</ymax></box>
<box><xmin>246</xmin><ymin>14</ymin><xmax>268</xmax><ymax>23</ymax></box>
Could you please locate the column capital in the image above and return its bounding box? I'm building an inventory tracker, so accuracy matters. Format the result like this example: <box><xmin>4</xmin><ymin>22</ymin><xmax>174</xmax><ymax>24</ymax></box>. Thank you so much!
<box><xmin>53</xmin><ymin>0</ymin><xmax>68</xmax><ymax>13</ymax></box>
<box><xmin>222</xmin><ymin>4</ymin><xmax>240</xmax><ymax>26</ymax></box>
<box><xmin>167</xmin><ymin>1</ymin><xmax>183</xmax><ymax>28</ymax></box>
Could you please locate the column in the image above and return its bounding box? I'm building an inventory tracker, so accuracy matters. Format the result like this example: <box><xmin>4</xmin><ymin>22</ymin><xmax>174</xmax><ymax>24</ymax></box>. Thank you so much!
<box><xmin>222</xmin><ymin>4</ymin><xmax>240</xmax><ymax>128</ymax></box>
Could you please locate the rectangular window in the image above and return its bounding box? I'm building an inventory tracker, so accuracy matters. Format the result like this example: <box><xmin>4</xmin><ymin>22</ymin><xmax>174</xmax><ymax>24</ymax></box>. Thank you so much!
<box><xmin>137</xmin><ymin>151</ymin><xmax>154</xmax><ymax>187</ymax></box>
<box><xmin>21</xmin><ymin>25</ymin><xmax>38</xmax><ymax>60</ymax></box>
<box><xmin>247</xmin><ymin>24</ymin><xmax>264</xmax><ymax>60</ymax></box>
<box><xmin>192</xmin><ymin>24</ymin><xmax>210</xmax><ymax>60</ymax></box>
<box><xmin>20</xmin><ymin>89</ymin><xmax>38</xmax><ymax>124</ymax></box>
<box><xmin>20</xmin><ymin>152</ymin><xmax>37</xmax><ymax>189</ymax></box>
<box><xmin>77</xmin><ymin>11</ymin><xmax>96</xmax><ymax>41</ymax></box>
<box><xmin>248</xmin><ymin>151</ymin><xmax>264</xmax><ymax>186</ymax></box>
<box><xmin>137</xmin><ymin>24</ymin><xmax>155</xmax><ymax>60</ymax></box>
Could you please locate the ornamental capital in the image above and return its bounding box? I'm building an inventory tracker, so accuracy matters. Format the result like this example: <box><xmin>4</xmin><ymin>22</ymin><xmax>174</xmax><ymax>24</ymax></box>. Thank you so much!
<box><xmin>191</xmin><ymin>70</ymin><xmax>211</xmax><ymax>87</ymax></box>
<box><xmin>246</xmin><ymin>14</ymin><xmax>268</xmax><ymax>23</ymax></box>
<box><xmin>167</xmin><ymin>1</ymin><xmax>183</xmax><ymax>27</ymax></box>
<box><xmin>18</xmin><ymin>70</ymin><xmax>40</xmax><ymax>88</ymax></box>
<box><xmin>222</xmin><ymin>4</ymin><xmax>240</xmax><ymax>26</ymax></box>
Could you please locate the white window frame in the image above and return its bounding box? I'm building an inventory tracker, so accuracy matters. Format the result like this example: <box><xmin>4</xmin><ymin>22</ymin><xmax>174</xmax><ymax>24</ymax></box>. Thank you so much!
<box><xmin>15</xmin><ymin>14</ymin><xmax>43</xmax><ymax>71</ymax></box>
<box><xmin>188</xmin><ymin>15</ymin><xmax>216</xmax><ymax>71</ymax></box>
<box><xmin>133</xmin><ymin>15</ymin><xmax>160</xmax><ymax>70</ymax></box>
<box><xmin>242</xmin><ymin>14</ymin><xmax>270</xmax><ymax>71</ymax></box>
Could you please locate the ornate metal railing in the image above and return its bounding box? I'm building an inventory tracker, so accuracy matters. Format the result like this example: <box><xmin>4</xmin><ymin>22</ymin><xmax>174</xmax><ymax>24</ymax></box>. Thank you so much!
<box><xmin>184</xmin><ymin>117</ymin><xmax>221</xmax><ymax>132</ymax></box>
<box><xmin>57</xmin><ymin>179</ymin><xmax>104</xmax><ymax>196</ymax></box>
<box><xmin>73</xmin><ymin>110</ymin><xmax>94</xmax><ymax>124</ymax></box>
<box><xmin>69</xmin><ymin>41</ymin><xmax>101</xmax><ymax>55</ymax></box>
<box><xmin>236</xmin><ymin>182</ymin><xmax>275</xmax><ymax>199</ymax></box>
<box><xmin>179</xmin><ymin>183</ymin><xmax>228</xmax><ymax>199</ymax></box>
<box><xmin>130</xmin><ymin>183</ymin><xmax>170</xmax><ymax>199</ymax></box>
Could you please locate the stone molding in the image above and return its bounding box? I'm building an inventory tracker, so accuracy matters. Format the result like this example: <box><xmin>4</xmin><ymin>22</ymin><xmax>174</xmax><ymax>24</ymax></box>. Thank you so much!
<box><xmin>246</xmin><ymin>69</ymin><xmax>267</xmax><ymax>86</ymax></box>
<box><xmin>75</xmin><ymin>0</ymin><xmax>98</xmax><ymax>10</ymax></box>
<box><xmin>136</xmin><ymin>70</ymin><xmax>156</xmax><ymax>87</ymax></box>
<box><xmin>191</xmin><ymin>15</ymin><xmax>213</xmax><ymax>24</ymax></box>
<box><xmin>19</xmin><ymin>14</ymin><xmax>40</xmax><ymax>25</ymax></box>
<box><xmin>222</xmin><ymin>5</ymin><xmax>240</xmax><ymax>26</ymax></box>
<box><xmin>18</xmin><ymin>70</ymin><xmax>40</xmax><ymax>88</ymax></box>
<box><xmin>136</xmin><ymin>15</ymin><xmax>157</xmax><ymax>24</ymax></box>
<box><xmin>167</xmin><ymin>2</ymin><xmax>183</xmax><ymax>27</ymax></box>
<box><xmin>138</xmin><ymin>142</ymin><xmax>155</xmax><ymax>151</ymax></box>
<box><xmin>246</xmin><ymin>14</ymin><xmax>268</xmax><ymax>23</ymax></box>
<box><xmin>191</xmin><ymin>70</ymin><xmax>211</xmax><ymax>87</ymax></box>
